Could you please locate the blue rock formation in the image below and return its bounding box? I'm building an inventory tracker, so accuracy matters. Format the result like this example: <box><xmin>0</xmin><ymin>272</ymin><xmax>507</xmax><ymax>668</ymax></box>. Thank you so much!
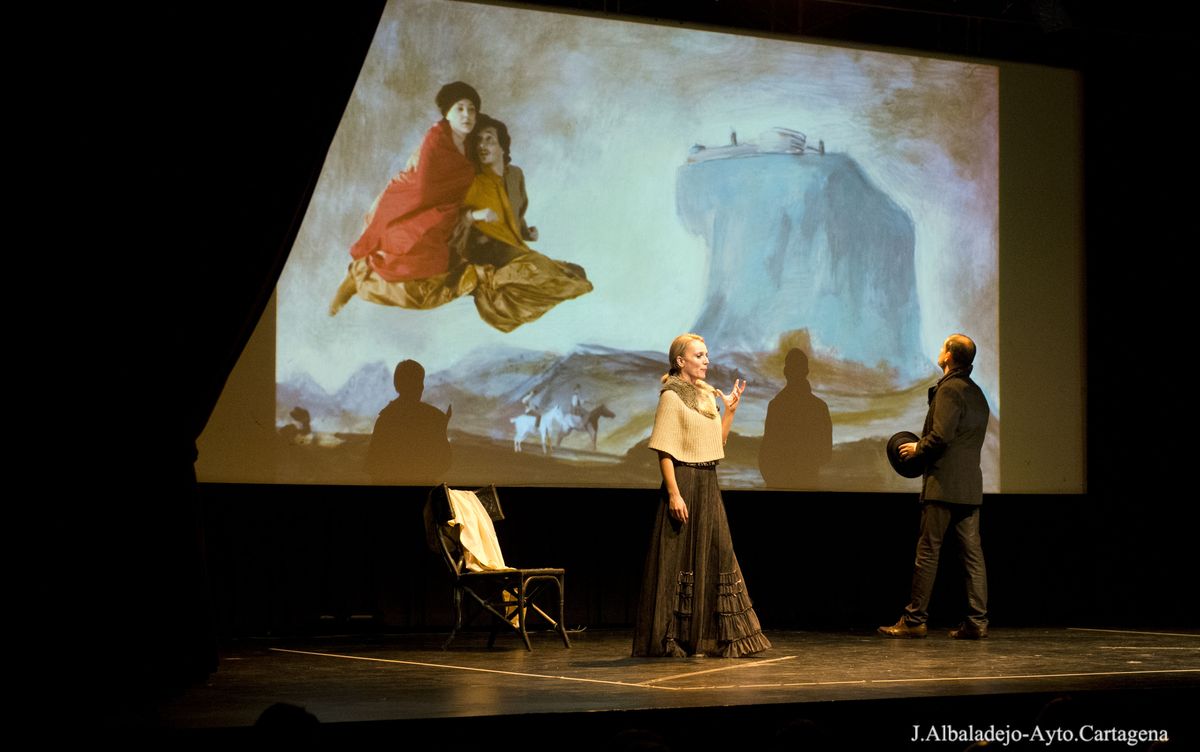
<box><xmin>676</xmin><ymin>152</ymin><xmax>924</xmax><ymax>380</ymax></box>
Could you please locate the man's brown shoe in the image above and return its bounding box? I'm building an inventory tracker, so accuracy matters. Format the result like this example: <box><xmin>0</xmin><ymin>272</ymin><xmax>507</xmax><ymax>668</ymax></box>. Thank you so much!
<box><xmin>949</xmin><ymin>623</ymin><xmax>989</xmax><ymax>639</ymax></box>
<box><xmin>877</xmin><ymin>618</ymin><xmax>927</xmax><ymax>638</ymax></box>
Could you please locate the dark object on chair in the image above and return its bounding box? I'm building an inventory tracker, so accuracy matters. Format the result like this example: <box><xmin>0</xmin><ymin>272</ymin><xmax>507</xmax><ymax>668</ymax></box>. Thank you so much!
<box><xmin>424</xmin><ymin>484</ymin><xmax>571</xmax><ymax>650</ymax></box>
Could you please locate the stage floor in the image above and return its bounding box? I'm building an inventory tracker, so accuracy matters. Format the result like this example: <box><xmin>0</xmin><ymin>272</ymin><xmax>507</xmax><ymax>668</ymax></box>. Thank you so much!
<box><xmin>156</xmin><ymin>626</ymin><xmax>1198</xmax><ymax>742</ymax></box>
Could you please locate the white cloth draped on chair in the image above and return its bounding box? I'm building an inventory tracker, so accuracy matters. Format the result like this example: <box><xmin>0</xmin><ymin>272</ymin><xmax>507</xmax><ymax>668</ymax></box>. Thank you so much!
<box><xmin>446</xmin><ymin>488</ymin><xmax>512</xmax><ymax>572</ymax></box>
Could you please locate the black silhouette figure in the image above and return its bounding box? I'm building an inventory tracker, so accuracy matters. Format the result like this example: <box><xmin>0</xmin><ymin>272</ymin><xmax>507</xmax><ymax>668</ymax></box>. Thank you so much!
<box><xmin>758</xmin><ymin>348</ymin><xmax>833</xmax><ymax>489</ymax></box>
<box><xmin>365</xmin><ymin>360</ymin><xmax>452</xmax><ymax>484</ymax></box>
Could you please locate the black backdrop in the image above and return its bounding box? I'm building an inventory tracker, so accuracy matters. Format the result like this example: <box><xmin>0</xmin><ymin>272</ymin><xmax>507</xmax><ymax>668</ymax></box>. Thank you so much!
<box><xmin>79</xmin><ymin>0</ymin><xmax>1195</xmax><ymax>712</ymax></box>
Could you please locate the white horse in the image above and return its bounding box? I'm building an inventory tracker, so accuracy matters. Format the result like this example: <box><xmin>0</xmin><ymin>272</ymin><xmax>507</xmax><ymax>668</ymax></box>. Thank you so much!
<box><xmin>511</xmin><ymin>405</ymin><xmax>569</xmax><ymax>455</ymax></box>
<box><xmin>511</xmin><ymin>414</ymin><xmax>537</xmax><ymax>452</ymax></box>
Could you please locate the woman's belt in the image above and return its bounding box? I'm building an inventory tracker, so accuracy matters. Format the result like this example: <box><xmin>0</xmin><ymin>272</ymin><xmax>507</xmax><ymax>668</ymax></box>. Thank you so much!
<box><xmin>673</xmin><ymin>459</ymin><xmax>719</xmax><ymax>468</ymax></box>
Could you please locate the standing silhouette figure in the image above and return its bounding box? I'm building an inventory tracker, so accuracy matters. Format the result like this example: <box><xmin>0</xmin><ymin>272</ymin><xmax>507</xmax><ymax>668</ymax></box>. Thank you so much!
<box><xmin>758</xmin><ymin>348</ymin><xmax>832</xmax><ymax>489</ymax></box>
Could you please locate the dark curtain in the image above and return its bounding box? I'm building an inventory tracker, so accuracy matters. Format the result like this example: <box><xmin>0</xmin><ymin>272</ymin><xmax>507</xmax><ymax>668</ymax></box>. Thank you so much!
<box><xmin>75</xmin><ymin>4</ymin><xmax>386</xmax><ymax>716</ymax></box>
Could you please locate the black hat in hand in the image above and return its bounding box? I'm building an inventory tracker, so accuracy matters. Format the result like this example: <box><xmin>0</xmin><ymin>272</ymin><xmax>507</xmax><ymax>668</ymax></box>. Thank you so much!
<box><xmin>887</xmin><ymin>431</ymin><xmax>925</xmax><ymax>479</ymax></box>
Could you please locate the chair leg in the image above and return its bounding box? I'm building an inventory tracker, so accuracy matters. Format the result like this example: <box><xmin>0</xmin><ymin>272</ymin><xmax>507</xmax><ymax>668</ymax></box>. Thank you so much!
<box><xmin>518</xmin><ymin>578</ymin><xmax>533</xmax><ymax>651</ymax></box>
<box><xmin>443</xmin><ymin>584</ymin><xmax>463</xmax><ymax>650</ymax></box>
<box><xmin>525</xmin><ymin>576</ymin><xmax>571</xmax><ymax>648</ymax></box>
<box><xmin>556</xmin><ymin>574</ymin><xmax>571</xmax><ymax>648</ymax></box>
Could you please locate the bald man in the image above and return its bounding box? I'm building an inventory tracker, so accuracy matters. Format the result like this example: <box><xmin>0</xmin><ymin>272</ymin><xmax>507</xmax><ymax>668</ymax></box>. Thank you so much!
<box><xmin>879</xmin><ymin>334</ymin><xmax>990</xmax><ymax>640</ymax></box>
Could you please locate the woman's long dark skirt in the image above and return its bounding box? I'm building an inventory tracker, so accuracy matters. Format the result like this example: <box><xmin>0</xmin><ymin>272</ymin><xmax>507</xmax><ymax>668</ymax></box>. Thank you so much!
<box><xmin>631</xmin><ymin>464</ymin><xmax>771</xmax><ymax>657</ymax></box>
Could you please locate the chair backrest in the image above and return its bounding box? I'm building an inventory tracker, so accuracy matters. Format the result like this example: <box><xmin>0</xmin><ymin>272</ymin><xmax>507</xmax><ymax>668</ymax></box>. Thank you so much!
<box><xmin>423</xmin><ymin>484</ymin><xmax>505</xmax><ymax>578</ymax></box>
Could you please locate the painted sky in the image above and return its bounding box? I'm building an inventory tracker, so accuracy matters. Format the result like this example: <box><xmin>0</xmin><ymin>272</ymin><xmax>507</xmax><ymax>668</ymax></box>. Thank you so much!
<box><xmin>277</xmin><ymin>0</ymin><xmax>998</xmax><ymax>403</ymax></box>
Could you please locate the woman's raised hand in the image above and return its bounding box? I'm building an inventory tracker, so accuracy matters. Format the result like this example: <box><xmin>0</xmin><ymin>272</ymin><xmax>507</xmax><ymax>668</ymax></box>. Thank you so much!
<box><xmin>719</xmin><ymin>379</ymin><xmax>747</xmax><ymax>412</ymax></box>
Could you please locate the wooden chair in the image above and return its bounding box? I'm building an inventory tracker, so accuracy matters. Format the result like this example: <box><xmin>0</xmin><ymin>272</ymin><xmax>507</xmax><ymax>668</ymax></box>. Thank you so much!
<box><xmin>423</xmin><ymin>484</ymin><xmax>571</xmax><ymax>650</ymax></box>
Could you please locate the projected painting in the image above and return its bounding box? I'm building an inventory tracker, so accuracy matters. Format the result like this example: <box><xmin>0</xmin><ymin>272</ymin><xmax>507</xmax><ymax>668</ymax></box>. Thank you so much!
<box><xmin>275</xmin><ymin>0</ymin><xmax>1000</xmax><ymax>491</ymax></box>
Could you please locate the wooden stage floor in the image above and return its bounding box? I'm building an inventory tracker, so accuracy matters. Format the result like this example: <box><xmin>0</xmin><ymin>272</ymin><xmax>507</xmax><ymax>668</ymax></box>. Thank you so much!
<box><xmin>151</xmin><ymin>627</ymin><xmax>1199</xmax><ymax>746</ymax></box>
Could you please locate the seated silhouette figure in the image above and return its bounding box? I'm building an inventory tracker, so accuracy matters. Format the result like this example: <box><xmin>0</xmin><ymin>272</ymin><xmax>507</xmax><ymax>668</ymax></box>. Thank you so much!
<box><xmin>365</xmin><ymin>359</ymin><xmax>452</xmax><ymax>484</ymax></box>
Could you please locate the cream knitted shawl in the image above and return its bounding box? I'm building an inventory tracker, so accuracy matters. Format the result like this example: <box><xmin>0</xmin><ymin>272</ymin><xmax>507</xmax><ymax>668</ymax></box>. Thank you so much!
<box><xmin>648</xmin><ymin>376</ymin><xmax>724</xmax><ymax>463</ymax></box>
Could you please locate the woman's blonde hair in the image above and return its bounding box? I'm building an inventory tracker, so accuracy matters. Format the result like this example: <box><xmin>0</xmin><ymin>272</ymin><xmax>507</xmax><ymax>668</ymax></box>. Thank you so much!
<box><xmin>662</xmin><ymin>333</ymin><xmax>706</xmax><ymax>384</ymax></box>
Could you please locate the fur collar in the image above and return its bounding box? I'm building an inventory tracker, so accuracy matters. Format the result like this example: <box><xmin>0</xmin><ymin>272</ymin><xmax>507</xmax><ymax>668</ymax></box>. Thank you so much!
<box><xmin>661</xmin><ymin>375</ymin><xmax>719</xmax><ymax>418</ymax></box>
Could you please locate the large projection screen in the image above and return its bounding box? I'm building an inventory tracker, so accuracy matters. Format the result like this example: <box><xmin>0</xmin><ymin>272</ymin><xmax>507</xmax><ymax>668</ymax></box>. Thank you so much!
<box><xmin>198</xmin><ymin>0</ymin><xmax>1084</xmax><ymax>493</ymax></box>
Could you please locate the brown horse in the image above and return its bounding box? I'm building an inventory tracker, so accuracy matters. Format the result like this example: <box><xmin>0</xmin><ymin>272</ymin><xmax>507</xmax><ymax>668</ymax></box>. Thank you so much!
<box><xmin>557</xmin><ymin>404</ymin><xmax>615</xmax><ymax>450</ymax></box>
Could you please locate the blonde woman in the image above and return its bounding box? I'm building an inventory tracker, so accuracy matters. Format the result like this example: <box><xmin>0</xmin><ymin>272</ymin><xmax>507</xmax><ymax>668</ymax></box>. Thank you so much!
<box><xmin>632</xmin><ymin>334</ymin><xmax>771</xmax><ymax>657</ymax></box>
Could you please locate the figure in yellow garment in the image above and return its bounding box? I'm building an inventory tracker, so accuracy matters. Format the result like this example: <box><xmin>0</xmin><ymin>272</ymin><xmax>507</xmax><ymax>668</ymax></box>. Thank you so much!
<box><xmin>461</xmin><ymin>114</ymin><xmax>592</xmax><ymax>332</ymax></box>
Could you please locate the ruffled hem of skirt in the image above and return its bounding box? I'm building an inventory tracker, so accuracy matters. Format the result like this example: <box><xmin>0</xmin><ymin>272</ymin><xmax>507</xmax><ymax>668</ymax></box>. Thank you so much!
<box><xmin>662</xmin><ymin>638</ymin><xmax>689</xmax><ymax>657</ymax></box>
<box><xmin>716</xmin><ymin>629</ymin><xmax>772</xmax><ymax>658</ymax></box>
<box><xmin>714</xmin><ymin>570</ymin><xmax>770</xmax><ymax>657</ymax></box>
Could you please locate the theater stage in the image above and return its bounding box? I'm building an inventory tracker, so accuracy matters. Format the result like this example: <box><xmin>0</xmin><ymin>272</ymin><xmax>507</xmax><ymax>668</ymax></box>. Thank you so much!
<box><xmin>149</xmin><ymin>626</ymin><xmax>1197</xmax><ymax>746</ymax></box>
